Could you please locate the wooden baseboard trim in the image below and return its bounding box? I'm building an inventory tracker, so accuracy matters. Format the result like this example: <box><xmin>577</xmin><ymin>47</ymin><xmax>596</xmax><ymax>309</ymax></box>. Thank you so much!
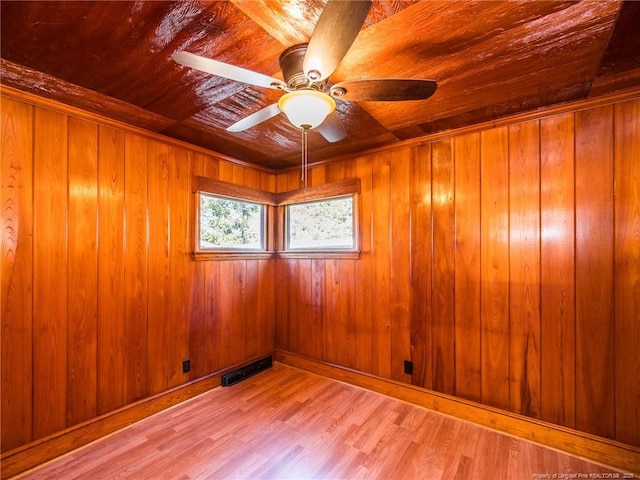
<box><xmin>1</xmin><ymin>354</ymin><xmax>274</xmax><ymax>479</ymax></box>
<box><xmin>275</xmin><ymin>350</ymin><xmax>640</xmax><ymax>475</ymax></box>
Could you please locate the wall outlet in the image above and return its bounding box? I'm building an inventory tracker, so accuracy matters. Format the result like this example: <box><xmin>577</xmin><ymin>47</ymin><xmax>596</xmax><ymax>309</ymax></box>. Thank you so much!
<box><xmin>182</xmin><ymin>359</ymin><xmax>191</xmax><ymax>374</ymax></box>
<box><xmin>404</xmin><ymin>360</ymin><xmax>413</xmax><ymax>375</ymax></box>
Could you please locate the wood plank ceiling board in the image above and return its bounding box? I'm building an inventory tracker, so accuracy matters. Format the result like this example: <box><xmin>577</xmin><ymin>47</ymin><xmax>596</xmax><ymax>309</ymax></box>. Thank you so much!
<box><xmin>0</xmin><ymin>59</ymin><xmax>176</xmax><ymax>133</ymax></box>
<box><xmin>1</xmin><ymin>0</ymin><xmax>638</xmax><ymax>170</ymax></box>
<box><xmin>590</xmin><ymin>1</ymin><xmax>640</xmax><ymax>96</ymax></box>
<box><xmin>333</xmin><ymin>1</ymin><xmax>623</xmax><ymax>133</ymax></box>
<box><xmin>230</xmin><ymin>0</ymin><xmax>325</xmax><ymax>47</ymax></box>
<box><xmin>0</xmin><ymin>1</ymin><xmax>285</xmax><ymax>120</ymax></box>
<box><xmin>230</xmin><ymin>0</ymin><xmax>418</xmax><ymax>47</ymax></box>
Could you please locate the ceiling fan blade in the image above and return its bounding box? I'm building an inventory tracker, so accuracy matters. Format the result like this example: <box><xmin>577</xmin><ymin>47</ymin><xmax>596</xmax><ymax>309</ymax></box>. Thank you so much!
<box><xmin>173</xmin><ymin>51</ymin><xmax>286</xmax><ymax>90</ymax></box>
<box><xmin>303</xmin><ymin>0</ymin><xmax>372</xmax><ymax>81</ymax></box>
<box><xmin>330</xmin><ymin>79</ymin><xmax>438</xmax><ymax>102</ymax></box>
<box><xmin>226</xmin><ymin>103</ymin><xmax>282</xmax><ymax>133</ymax></box>
<box><xmin>316</xmin><ymin>112</ymin><xmax>347</xmax><ymax>143</ymax></box>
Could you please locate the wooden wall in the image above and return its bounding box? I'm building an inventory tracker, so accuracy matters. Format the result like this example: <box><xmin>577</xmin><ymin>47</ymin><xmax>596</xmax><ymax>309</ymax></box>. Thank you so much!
<box><xmin>2</xmin><ymin>88</ymin><xmax>638</xmax><ymax>455</ymax></box>
<box><xmin>275</xmin><ymin>96</ymin><xmax>640</xmax><ymax>447</ymax></box>
<box><xmin>1</xmin><ymin>93</ymin><xmax>276</xmax><ymax>452</ymax></box>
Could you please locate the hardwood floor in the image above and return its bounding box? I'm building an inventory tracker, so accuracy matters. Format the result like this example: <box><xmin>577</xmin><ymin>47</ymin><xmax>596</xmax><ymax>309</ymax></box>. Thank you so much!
<box><xmin>16</xmin><ymin>363</ymin><xmax>621</xmax><ymax>479</ymax></box>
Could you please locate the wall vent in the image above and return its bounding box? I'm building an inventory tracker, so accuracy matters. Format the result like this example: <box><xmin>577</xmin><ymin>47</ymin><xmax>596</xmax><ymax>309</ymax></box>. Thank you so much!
<box><xmin>221</xmin><ymin>356</ymin><xmax>273</xmax><ymax>387</ymax></box>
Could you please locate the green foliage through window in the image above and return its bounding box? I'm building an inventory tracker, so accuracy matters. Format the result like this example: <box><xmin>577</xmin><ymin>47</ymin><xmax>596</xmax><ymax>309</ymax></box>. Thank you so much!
<box><xmin>199</xmin><ymin>194</ymin><xmax>264</xmax><ymax>250</ymax></box>
<box><xmin>287</xmin><ymin>196</ymin><xmax>354</xmax><ymax>249</ymax></box>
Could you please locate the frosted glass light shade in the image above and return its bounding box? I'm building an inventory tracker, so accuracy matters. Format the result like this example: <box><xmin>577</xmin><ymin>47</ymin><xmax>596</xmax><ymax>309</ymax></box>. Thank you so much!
<box><xmin>278</xmin><ymin>90</ymin><xmax>336</xmax><ymax>129</ymax></box>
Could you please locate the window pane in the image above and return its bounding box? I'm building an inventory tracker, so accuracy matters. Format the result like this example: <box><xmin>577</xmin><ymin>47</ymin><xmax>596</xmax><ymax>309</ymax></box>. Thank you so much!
<box><xmin>287</xmin><ymin>196</ymin><xmax>354</xmax><ymax>249</ymax></box>
<box><xmin>199</xmin><ymin>194</ymin><xmax>264</xmax><ymax>250</ymax></box>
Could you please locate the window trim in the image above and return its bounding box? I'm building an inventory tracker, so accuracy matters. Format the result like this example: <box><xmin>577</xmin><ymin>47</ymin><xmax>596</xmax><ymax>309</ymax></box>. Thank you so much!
<box><xmin>192</xmin><ymin>176</ymin><xmax>361</xmax><ymax>260</ymax></box>
<box><xmin>277</xmin><ymin>178</ymin><xmax>361</xmax><ymax>259</ymax></box>
<box><xmin>193</xmin><ymin>177</ymin><xmax>277</xmax><ymax>261</ymax></box>
<box><xmin>275</xmin><ymin>178</ymin><xmax>360</xmax><ymax>206</ymax></box>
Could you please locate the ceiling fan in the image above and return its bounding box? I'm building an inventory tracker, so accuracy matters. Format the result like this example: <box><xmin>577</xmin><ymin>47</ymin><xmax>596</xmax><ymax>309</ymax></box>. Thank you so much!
<box><xmin>172</xmin><ymin>0</ymin><xmax>437</xmax><ymax>144</ymax></box>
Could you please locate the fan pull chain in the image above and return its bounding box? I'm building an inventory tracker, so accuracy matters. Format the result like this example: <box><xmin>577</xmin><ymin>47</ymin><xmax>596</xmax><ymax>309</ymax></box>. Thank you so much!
<box><xmin>301</xmin><ymin>127</ymin><xmax>309</xmax><ymax>190</ymax></box>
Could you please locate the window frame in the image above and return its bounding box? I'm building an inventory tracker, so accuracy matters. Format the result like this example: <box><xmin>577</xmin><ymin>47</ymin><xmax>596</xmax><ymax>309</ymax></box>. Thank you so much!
<box><xmin>276</xmin><ymin>178</ymin><xmax>361</xmax><ymax>259</ymax></box>
<box><xmin>193</xmin><ymin>177</ymin><xmax>277</xmax><ymax>260</ymax></box>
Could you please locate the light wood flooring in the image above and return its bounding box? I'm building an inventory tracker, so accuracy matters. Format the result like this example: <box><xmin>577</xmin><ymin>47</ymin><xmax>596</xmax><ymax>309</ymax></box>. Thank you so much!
<box><xmin>16</xmin><ymin>363</ymin><xmax>621</xmax><ymax>479</ymax></box>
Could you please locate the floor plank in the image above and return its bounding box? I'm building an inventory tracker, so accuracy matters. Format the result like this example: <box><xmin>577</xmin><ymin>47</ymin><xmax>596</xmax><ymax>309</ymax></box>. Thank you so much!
<box><xmin>16</xmin><ymin>363</ymin><xmax>621</xmax><ymax>479</ymax></box>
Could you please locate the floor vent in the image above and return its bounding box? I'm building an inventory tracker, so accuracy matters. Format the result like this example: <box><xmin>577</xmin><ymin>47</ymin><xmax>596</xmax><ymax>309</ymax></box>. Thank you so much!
<box><xmin>221</xmin><ymin>356</ymin><xmax>273</xmax><ymax>387</ymax></box>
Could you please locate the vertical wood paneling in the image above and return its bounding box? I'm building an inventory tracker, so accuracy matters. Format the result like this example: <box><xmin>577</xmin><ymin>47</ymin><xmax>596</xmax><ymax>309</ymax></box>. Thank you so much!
<box><xmin>123</xmin><ymin>133</ymin><xmax>148</xmax><ymax>404</ymax></box>
<box><xmin>410</xmin><ymin>144</ymin><xmax>433</xmax><ymax>389</ymax></box>
<box><xmin>243</xmin><ymin>167</ymin><xmax>259</xmax><ymax>191</ymax></box>
<box><xmin>508</xmin><ymin>120</ymin><xmax>541</xmax><ymax>418</ymax></box>
<box><xmin>306</xmin><ymin>168</ymin><xmax>327</xmax><ymax>362</ymax></box>
<box><xmin>245</xmin><ymin>259</ymin><xmax>261</xmax><ymax>359</ymax></box>
<box><xmin>287</xmin><ymin>259</ymin><xmax>301</xmax><ymax>355</ymax></box>
<box><xmin>371</xmin><ymin>152</ymin><xmax>392</xmax><ymax>378</ymax></box>
<box><xmin>341</xmin><ymin>161</ymin><xmax>358</xmax><ymax>370</ymax></box>
<box><xmin>323</xmin><ymin>163</ymin><xmax>346</xmax><ymax>366</ymax></box>
<box><xmin>540</xmin><ymin>113</ymin><xmax>575</xmax><ymax>428</ymax></box>
<box><xmin>613</xmin><ymin>98</ymin><xmax>640</xmax><ymax>446</ymax></box>
<box><xmin>204</xmin><ymin>260</ymin><xmax>220</xmax><ymax>374</ymax></box>
<box><xmin>232</xmin><ymin>164</ymin><xmax>245</xmax><ymax>185</ymax></box>
<box><xmin>1</xmin><ymin>97</ymin><xmax>33</xmax><ymax>449</ymax></box>
<box><xmin>390</xmin><ymin>149</ymin><xmax>412</xmax><ymax>382</ymax></box>
<box><xmin>309</xmin><ymin>258</ymin><xmax>326</xmax><ymax>361</ymax></box>
<box><xmin>198</xmin><ymin>153</ymin><xmax>221</xmax><ymax>376</ymax></box>
<box><xmin>258</xmin><ymin>259</ymin><xmax>276</xmax><ymax>356</ymax></box>
<box><xmin>273</xmin><ymin>96</ymin><xmax>640</xmax><ymax>448</ymax></box>
<box><xmin>218</xmin><ymin>161</ymin><xmax>235</xmax><ymax>183</ymax></box>
<box><xmin>275</xmin><ymin>257</ymin><xmax>290</xmax><ymax>352</ymax></box>
<box><xmin>261</xmin><ymin>171</ymin><xmax>277</xmax><ymax>252</ymax></box>
<box><xmin>324</xmin><ymin>258</ymin><xmax>340</xmax><ymax>365</ymax></box>
<box><xmin>189</xmin><ymin>153</ymin><xmax>206</xmax><ymax>380</ymax></box>
<box><xmin>67</xmin><ymin>117</ymin><xmax>99</xmax><ymax>426</ymax></box>
<box><xmin>431</xmin><ymin>140</ymin><xmax>455</xmax><ymax>393</ymax></box>
<box><xmin>167</xmin><ymin>147</ymin><xmax>191</xmax><ymax>388</ymax></box>
<box><xmin>310</xmin><ymin>164</ymin><xmax>326</xmax><ymax>187</ymax></box>
<box><xmin>231</xmin><ymin>260</ymin><xmax>247</xmax><ymax>365</ymax></box>
<box><xmin>355</xmin><ymin>156</ymin><xmax>373</xmax><ymax>373</ymax></box>
<box><xmin>575</xmin><ymin>106</ymin><xmax>615</xmax><ymax>438</ymax></box>
<box><xmin>4</xmin><ymin>89</ymin><xmax>640</xmax><ymax>454</ymax></box>
<box><xmin>203</xmin><ymin>154</ymin><xmax>220</xmax><ymax>179</ymax></box>
<box><xmin>276</xmin><ymin>170</ymin><xmax>300</xmax><ymax>352</ymax></box>
<box><xmin>338</xmin><ymin>259</ymin><xmax>356</xmax><ymax>368</ymax></box>
<box><xmin>325</xmin><ymin>159</ymin><xmax>344</xmax><ymax>183</ymax></box>
<box><xmin>259</xmin><ymin>171</ymin><xmax>276</xmax><ymax>193</ymax></box>
<box><xmin>147</xmin><ymin>140</ymin><xmax>171</xmax><ymax>395</ymax></box>
<box><xmin>217</xmin><ymin>261</ymin><xmax>236</xmax><ymax>368</ymax></box>
<box><xmin>453</xmin><ymin>133</ymin><xmax>481</xmax><ymax>402</ymax></box>
<box><xmin>1</xmin><ymin>93</ymin><xmax>277</xmax><ymax>454</ymax></box>
<box><xmin>275</xmin><ymin>173</ymin><xmax>289</xmax><ymax>351</ymax></box>
<box><xmin>296</xmin><ymin>259</ymin><xmax>314</xmax><ymax>358</ymax></box>
<box><xmin>97</xmin><ymin>126</ymin><xmax>125</xmax><ymax>414</ymax></box>
<box><xmin>244</xmin><ymin>171</ymin><xmax>261</xmax><ymax>360</ymax></box>
<box><xmin>480</xmin><ymin>126</ymin><xmax>510</xmax><ymax>409</ymax></box>
<box><xmin>32</xmin><ymin>107</ymin><xmax>68</xmax><ymax>439</ymax></box>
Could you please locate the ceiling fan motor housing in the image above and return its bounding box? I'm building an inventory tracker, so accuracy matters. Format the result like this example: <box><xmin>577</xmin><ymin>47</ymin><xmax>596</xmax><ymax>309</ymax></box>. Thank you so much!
<box><xmin>279</xmin><ymin>44</ymin><xmax>324</xmax><ymax>90</ymax></box>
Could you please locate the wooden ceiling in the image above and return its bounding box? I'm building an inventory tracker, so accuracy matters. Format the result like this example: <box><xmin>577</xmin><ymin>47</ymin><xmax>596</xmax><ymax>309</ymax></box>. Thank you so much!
<box><xmin>2</xmin><ymin>1</ymin><xmax>639</xmax><ymax>170</ymax></box>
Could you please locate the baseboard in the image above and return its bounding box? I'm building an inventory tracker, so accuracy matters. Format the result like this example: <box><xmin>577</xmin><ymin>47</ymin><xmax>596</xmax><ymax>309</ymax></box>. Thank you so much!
<box><xmin>275</xmin><ymin>349</ymin><xmax>640</xmax><ymax>475</ymax></box>
<box><xmin>1</xmin><ymin>353</ymin><xmax>274</xmax><ymax>479</ymax></box>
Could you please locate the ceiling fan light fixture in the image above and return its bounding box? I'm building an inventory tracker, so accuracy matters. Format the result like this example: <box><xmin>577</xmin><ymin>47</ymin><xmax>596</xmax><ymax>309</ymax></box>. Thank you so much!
<box><xmin>278</xmin><ymin>90</ymin><xmax>336</xmax><ymax>130</ymax></box>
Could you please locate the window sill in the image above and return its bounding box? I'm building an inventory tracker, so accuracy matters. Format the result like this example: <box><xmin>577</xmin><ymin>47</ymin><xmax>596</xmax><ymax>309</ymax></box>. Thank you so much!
<box><xmin>276</xmin><ymin>251</ymin><xmax>360</xmax><ymax>260</ymax></box>
<box><xmin>192</xmin><ymin>251</ymin><xmax>276</xmax><ymax>261</ymax></box>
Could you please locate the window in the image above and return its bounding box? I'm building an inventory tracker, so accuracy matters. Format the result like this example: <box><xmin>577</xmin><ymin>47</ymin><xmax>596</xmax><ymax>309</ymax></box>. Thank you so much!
<box><xmin>277</xmin><ymin>178</ymin><xmax>360</xmax><ymax>258</ymax></box>
<box><xmin>199</xmin><ymin>194</ymin><xmax>264</xmax><ymax>250</ymax></box>
<box><xmin>193</xmin><ymin>177</ymin><xmax>277</xmax><ymax>260</ymax></box>
<box><xmin>193</xmin><ymin>176</ymin><xmax>359</xmax><ymax>260</ymax></box>
<box><xmin>287</xmin><ymin>196</ymin><xmax>355</xmax><ymax>250</ymax></box>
